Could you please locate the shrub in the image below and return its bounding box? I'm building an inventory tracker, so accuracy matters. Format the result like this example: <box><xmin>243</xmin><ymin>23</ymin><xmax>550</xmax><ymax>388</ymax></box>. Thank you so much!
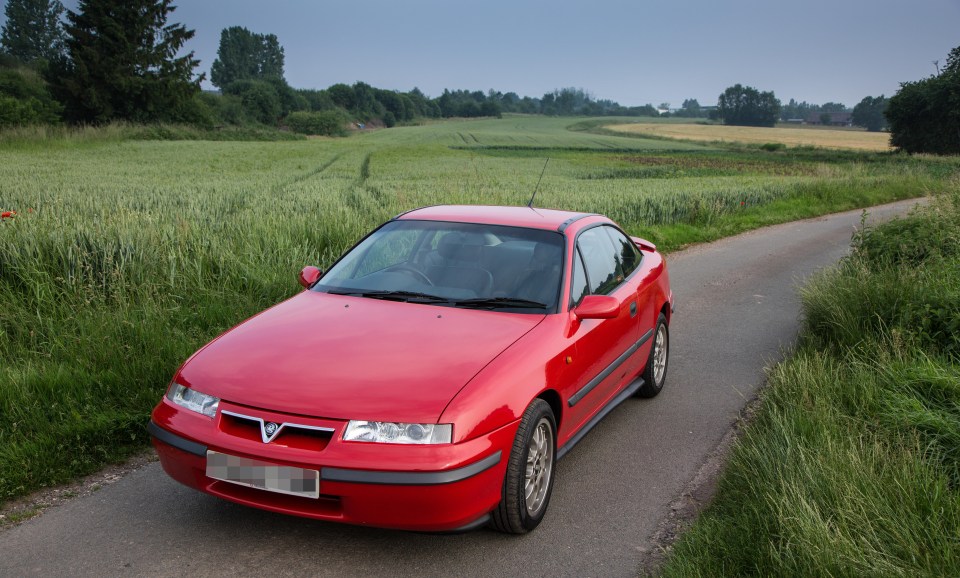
<box><xmin>804</xmin><ymin>193</ymin><xmax>960</xmax><ymax>358</ymax></box>
<box><xmin>199</xmin><ymin>92</ymin><xmax>246</xmax><ymax>126</ymax></box>
<box><xmin>383</xmin><ymin>110</ymin><xmax>396</xmax><ymax>128</ymax></box>
<box><xmin>852</xmin><ymin>195</ymin><xmax>960</xmax><ymax>269</ymax></box>
<box><xmin>223</xmin><ymin>79</ymin><xmax>282</xmax><ymax>125</ymax></box>
<box><xmin>285</xmin><ymin>110</ymin><xmax>349</xmax><ymax>136</ymax></box>
<box><xmin>0</xmin><ymin>67</ymin><xmax>62</xmax><ymax>126</ymax></box>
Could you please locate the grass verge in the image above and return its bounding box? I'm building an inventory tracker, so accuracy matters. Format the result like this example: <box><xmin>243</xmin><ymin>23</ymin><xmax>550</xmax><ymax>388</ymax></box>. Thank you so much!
<box><xmin>659</xmin><ymin>190</ymin><xmax>960</xmax><ymax>576</ymax></box>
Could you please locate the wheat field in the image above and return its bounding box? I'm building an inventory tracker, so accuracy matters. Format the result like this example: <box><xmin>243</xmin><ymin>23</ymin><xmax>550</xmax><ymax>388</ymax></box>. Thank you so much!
<box><xmin>607</xmin><ymin>122</ymin><xmax>893</xmax><ymax>151</ymax></box>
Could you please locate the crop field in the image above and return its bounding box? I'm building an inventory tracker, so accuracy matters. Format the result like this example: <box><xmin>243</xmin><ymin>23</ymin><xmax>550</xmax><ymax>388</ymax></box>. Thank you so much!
<box><xmin>606</xmin><ymin>121</ymin><xmax>893</xmax><ymax>151</ymax></box>
<box><xmin>0</xmin><ymin>116</ymin><xmax>956</xmax><ymax>503</ymax></box>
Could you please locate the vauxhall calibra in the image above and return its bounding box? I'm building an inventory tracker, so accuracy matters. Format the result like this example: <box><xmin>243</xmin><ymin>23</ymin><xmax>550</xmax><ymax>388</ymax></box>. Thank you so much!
<box><xmin>149</xmin><ymin>205</ymin><xmax>673</xmax><ymax>533</ymax></box>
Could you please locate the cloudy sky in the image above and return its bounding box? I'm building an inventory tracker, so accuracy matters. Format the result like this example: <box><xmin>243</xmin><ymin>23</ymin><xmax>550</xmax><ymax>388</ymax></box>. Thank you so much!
<box><xmin>11</xmin><ymin>0</ymin><xmax>960</xmax><ymax>108</ymax></box>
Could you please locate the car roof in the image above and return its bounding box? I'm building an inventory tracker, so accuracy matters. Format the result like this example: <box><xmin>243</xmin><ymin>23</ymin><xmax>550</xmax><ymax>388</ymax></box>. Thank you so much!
<box><xmin>395</xmin><ymin>205</ymin><xmax>599</xmax><ymax>232</ymax></box>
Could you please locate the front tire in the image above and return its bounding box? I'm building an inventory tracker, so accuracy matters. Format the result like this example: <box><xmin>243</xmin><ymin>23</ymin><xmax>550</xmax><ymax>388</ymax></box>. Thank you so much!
<box><xmin>490</xmin><ymin>399</ymin><xmax>556</xmax><ymax>534</ymax></box>
<box><xmin>636</xmin><ymin>313</ymin><xmax>669</xmax><ymax>398</ymax></box>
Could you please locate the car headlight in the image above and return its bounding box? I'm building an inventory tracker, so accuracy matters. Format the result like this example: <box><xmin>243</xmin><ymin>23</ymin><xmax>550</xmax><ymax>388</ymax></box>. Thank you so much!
<box><xmin>166</xmin><ymin>383</ymin><xmax>219</xmax><ymax>418</ymax></box>
<box><xmin>343</xmin><ymin>421</ymin><xmax>452</xmax><ymax>444</ymax></box>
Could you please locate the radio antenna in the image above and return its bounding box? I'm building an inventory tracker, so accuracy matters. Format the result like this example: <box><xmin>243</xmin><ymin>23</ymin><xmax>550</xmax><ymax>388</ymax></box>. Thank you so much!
<box><xmin>527</xmin><ymin>158</ymin><xmax>550</xmax><ymax>208</ymax></box>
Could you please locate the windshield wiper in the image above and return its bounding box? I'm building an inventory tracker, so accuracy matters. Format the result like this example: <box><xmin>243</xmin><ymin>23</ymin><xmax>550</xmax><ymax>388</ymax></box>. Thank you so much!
<box><xmin>454</xmin><ymin>297</ymin><xmax>548</xmax><ymax>309</ymax></box>
<box><xmin>327</xmin><ymin>289</ymin><xmax>450</xmax><ymax>303</ymax></box>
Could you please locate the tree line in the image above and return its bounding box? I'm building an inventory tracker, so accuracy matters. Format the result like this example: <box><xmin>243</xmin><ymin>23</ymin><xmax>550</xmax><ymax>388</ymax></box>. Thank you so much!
<box><xmin>0</xmin><ymin>0</ymin><xmax>664</xmax><ymax>135</ymax></box>
<box><xmin>0</xmin><ymin>0</ymin><xmax>956</xmax><ymax>153</ymax></box>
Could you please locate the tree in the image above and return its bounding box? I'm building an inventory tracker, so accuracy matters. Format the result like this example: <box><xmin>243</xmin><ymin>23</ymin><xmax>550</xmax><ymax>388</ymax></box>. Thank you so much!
<box><xmin>851</xmin><ymin>95</ymin><xmax>888</xmax><ymax>132</ymax></box>
<box><xmin>675</xmin><ymin>98</ymin><xmax>702</xmax><ymax>118</ymax></box>
<box><xmin>327</xmin><ymin>83</ymin><xmax>355</xmax><ymax>109</ymax></box>
<box><xmin>886</xmin><ymin>45</ymin><xmax>960</xmax><ymax>154</ymax></box>
<box><xmin>780</xmin><ymin>99</ymin><xmax>819</xmax><ymax>122</ymax></box>
<box><xmin>375</xmin><ymin>88</ymin><xmax>409</xmax><ymax>121</ymax></box>
<box><xmin>0</xmin><ymin>0</ymin><xmax>66</xmax><ymax>63</ymax></box>
<box><xmin>351</xmin><ymin>81</ymin><xmax>384</xmax><ymax>119</ymax></box>
<box><xmin>297</xmin><ymin>88</ymin><xmax>335</xmax><ymax>112</ymax></box>
<box><xmin>717</xmin><ymin>84</ymin><xmax>781</xmax><ymax>127</ymax></box>
<box><xmin>819</xmin><ymin>102</ymin><xmax>847</xmax><ymax>113</ymax></box>
<box><xmin>209</xmin><ymin>26</ymin><xmax>284</xmax><ymax>89</ymax></box>
<box><xmin>53</xmin><ymin>0</ymin><xmax>202</xmax><ymax>123</ymax></box>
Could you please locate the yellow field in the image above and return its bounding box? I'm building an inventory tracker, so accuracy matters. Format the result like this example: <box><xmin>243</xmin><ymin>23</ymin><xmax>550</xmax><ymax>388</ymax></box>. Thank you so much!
<box><xmin>606</xmin><ymin>122</ymin><xmax>892</xmax><ymax>151</ymax></box>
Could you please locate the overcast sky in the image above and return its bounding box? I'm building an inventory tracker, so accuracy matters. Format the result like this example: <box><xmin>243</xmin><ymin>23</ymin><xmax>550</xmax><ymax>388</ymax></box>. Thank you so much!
<box><xmin>10</xmin><ymin>0</ymin><xmax>960</xmax><ymax>108</ymax></box>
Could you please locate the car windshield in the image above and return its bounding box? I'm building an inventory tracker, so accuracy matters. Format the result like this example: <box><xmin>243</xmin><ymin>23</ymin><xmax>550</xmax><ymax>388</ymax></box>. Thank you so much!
<box><xmin>314</xmin><ymin>220</ymin><xmax>565</xmax><ymax>313</ymax></box>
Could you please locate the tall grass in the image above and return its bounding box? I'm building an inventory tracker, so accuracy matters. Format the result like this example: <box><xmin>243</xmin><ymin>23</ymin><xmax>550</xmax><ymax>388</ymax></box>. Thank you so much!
<box><xmin>660</xmin><ymin>191</ymin><xmax>960</xmax><ymax>576</ymax></box>
<box><xmin>0</xmin><ymin>117</ymin><xmax>955</xmax><ymax>503</ymax></box>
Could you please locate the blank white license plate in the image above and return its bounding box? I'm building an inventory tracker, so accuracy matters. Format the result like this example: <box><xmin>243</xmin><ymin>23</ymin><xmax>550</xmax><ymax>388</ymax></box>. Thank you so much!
<box><xmin>206</xmin><ymin>451</ymin><xmax>319</xmax><ymax>499</ymax></box>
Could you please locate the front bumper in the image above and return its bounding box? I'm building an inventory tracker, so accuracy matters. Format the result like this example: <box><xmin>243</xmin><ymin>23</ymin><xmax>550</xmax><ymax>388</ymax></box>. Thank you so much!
<box><xmin>149</xmin><ymin>401</ymin><xmax>517</xmax><ymax>532</ymax></box>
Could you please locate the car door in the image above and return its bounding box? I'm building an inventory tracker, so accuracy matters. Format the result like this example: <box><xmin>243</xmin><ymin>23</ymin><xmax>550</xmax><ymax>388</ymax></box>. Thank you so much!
<box><xmin>603</xmin><ymin>226</ymin><xmax>657</xmax><ymax>360</ymax></box>
<box><xmin>563</xmin><ymin>225</ymin><xmax>643</xmax><ymax>432</ymax></box>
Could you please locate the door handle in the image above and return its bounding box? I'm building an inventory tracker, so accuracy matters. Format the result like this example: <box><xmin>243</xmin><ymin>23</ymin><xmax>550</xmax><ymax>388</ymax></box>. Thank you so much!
<box><xmin>630</xmin><ymin>301</ymin><xmax>637</xmax><ymax>317</ymax></box>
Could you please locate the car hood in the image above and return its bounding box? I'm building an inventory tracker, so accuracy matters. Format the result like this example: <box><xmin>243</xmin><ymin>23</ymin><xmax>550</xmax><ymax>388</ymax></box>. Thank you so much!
<box><xmin>176</xmin><ymin>291</ymin><xmax>545</xmax><ymax>423</ymax></box>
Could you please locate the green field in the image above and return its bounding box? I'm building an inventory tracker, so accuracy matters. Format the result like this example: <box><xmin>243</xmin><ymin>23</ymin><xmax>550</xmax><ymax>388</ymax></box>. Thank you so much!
<box><xmin>0</xmin><ymin>116</ymin><xmax>957</xmax><ymax>504</ymax></box>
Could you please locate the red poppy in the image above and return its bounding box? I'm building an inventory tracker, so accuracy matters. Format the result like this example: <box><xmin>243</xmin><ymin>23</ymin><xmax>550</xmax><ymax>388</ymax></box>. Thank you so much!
<box><xmin>1</xmin><ymin>211</ymin><xmax>16</xmax><ymax>219</ymax></box>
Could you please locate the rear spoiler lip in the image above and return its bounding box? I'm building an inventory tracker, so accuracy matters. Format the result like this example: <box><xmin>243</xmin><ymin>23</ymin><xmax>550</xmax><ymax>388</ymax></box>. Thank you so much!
<box><xmin>631</xmin><ymin>236</ymin><xmax>657</xmax><ymax>252</ymax></box>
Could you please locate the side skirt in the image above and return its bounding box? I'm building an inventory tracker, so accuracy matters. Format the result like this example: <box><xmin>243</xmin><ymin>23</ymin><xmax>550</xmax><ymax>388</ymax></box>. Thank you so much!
<box><xmin>556</xmin><ymin>376</ymin><xmax>644</xmax><ymax>460</ymax></box>
<box><xmin>568</xmin><ymin>329</ymin><xmax>653</xmax><ymax>407</ymax></box>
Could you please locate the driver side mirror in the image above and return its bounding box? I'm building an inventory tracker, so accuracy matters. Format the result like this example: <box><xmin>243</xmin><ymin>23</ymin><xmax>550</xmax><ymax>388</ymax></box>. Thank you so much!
<box><xmin>573</xmin><ymin>295</ymin><xmax>619</xmax><ymax>320</ymax></box>
<box><xmin>298</xmin><ymin>266</ymin><xmax>322</xmax><ymax>289</ymax></box>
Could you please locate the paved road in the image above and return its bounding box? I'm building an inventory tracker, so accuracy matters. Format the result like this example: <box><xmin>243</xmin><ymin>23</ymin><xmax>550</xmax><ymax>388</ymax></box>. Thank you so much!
<box><xmin>0</xmin><ymin>199</ymin><xmax>924</xmax><ymax>577</ymax></box>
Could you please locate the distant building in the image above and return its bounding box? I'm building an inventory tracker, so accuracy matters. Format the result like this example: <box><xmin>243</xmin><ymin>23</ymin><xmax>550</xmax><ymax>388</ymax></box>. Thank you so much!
<box><xmin>805</xmin><ymin>112</ymin><xmax>853</xmax><ymax>127</ymax></box>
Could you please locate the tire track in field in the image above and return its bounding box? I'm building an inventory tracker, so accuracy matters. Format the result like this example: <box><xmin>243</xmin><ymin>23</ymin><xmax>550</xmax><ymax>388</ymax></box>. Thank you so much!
<box><xmin>591</xmin><ymin>139</ymin><xmax>617</xmax><ymax>149</ymax></box>
<box><xmin>344</xmin><ymin>152</ymin><xmax>386</xmax><ymax>213</ymax></box>
<box><xmin>271</xmin><ymin>153</ymin><xmax>343</xmax><ymax>195</ymax></box>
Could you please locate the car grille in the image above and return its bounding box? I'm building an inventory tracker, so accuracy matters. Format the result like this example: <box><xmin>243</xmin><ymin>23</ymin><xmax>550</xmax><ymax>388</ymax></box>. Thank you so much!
<box><xmin>220</xmin><ymin>410</ymin><xmax>336</xmax><ymax>452</ymax></box>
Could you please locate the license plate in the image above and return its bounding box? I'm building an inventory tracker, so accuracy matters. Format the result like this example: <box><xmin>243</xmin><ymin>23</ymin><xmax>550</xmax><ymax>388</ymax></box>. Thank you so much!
<box><xmin>206</xmin><ymin>451</ymin><xmax>319</xmax><ymax>499</ymax></box>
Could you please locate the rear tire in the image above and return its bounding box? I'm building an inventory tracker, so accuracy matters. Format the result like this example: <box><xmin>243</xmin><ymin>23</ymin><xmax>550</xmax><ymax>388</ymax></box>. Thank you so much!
<box><xmin>636</xmin><ymin>313</ymin><xmax>669</xmax><ymax>398</ymax></box>
<box><xmin>490</xmin><ymin>399</ymin><xmax>556</xmax><ymax>534</ymax></box>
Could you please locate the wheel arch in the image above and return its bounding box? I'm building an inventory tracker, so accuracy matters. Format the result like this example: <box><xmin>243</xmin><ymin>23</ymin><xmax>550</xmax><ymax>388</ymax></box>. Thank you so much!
<box><xmin>537</xmin><ymin>389</ymin><xmax>563</xmax><ymax>431</ymax></box>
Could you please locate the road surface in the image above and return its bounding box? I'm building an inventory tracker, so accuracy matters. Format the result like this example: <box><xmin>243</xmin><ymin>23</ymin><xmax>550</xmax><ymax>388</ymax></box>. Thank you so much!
<box><xmin>0</xmin><ymin>199</ymin><xmax>925</xmax><ymax>577</ymax></box>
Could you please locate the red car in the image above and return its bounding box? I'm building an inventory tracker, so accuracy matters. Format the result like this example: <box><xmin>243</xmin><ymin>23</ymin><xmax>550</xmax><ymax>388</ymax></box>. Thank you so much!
<box><xmin>149</xmin><ymin>205</ymin><xmax>673</xmax><ymax>533</ymax></box>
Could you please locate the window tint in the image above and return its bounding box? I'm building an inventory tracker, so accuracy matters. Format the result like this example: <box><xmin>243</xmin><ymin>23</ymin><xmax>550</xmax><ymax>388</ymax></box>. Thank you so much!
<box><xmin>577</xmin><ymin>227</ymin><xmax>621</xmax><ymax>295</ymax></box>
<box><xmin>570</xmin><ymin>249</ymin><xmax>589</xmax><ymax>307</ymax></box>
<box><xmin>603</xmin><ymin>227</ymin><xmax>641</xmax><ymax>277</ymax></box>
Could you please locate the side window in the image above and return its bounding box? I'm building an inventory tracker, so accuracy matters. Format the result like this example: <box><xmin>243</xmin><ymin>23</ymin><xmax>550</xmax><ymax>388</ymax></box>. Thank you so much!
<box><xmin>577</xmin><ymin>227</ymin><xmax>621</xmax><ymax>295</ymax></box>
<box><xmin>570</xmin><ymin>249</ymin><xmax>589</xmax><ymax>307</ymax></box>
<box><xmin>603</xmin><ymin>227</ymin><xmax>641</xmax><ymax>278</ymax></box>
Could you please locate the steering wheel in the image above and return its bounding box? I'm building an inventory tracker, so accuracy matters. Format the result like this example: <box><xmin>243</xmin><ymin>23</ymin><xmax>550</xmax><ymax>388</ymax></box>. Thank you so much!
<box><xmin>389</xmin><ymin>265</ymin><xmax>434</xmax><ymax>286</ymax></box>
